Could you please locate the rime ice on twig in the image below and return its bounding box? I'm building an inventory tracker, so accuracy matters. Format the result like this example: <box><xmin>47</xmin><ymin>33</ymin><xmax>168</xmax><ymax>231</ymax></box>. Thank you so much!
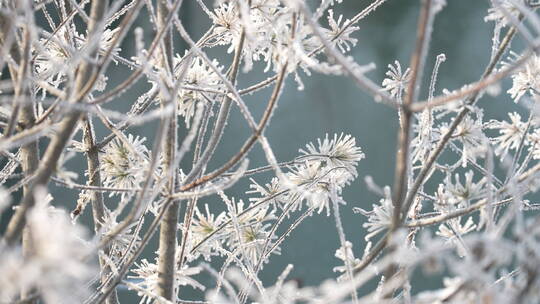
<box><xmin>5</xmin><ymin>0</ymin><xmax>540</xmax><ymax>303</ymax></box>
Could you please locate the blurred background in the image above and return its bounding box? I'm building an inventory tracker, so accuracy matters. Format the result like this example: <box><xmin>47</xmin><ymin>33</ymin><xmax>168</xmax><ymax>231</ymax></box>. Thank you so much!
<box><xmin>3</xmin><ymin>0</ymin><xmax>526</xmax><ymax>301</ymax></box>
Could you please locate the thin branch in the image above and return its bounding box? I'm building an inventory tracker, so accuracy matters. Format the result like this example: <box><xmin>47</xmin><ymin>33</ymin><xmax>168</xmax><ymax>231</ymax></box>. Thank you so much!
<box><xmin>178</xmin><ymin>62</ymin><xmax>288</xmax><ymax>193</ymax></box>
<box><xmin>391</xmin><ymin>0</ymin><xmax>434</xmax><ymax>228</ymax></box>
<box><xmin>83</xmin><ymin>116</ymin><xmax>119</xmax><ymax>304</ymax></box>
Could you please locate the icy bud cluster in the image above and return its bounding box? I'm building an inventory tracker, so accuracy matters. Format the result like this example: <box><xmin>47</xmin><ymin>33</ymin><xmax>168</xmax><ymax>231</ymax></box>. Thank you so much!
<box><xmin>0</xmin><ymin>190</ymin><xmax>95</xmax><ymax>303</ymax></box>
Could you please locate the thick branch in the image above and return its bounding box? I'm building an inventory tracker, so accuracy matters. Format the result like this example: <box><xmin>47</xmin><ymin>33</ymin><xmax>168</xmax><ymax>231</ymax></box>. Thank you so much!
<box><xmin>3</xmin><ymin>0</ymin><xmax>109</xmax><ymax>246</ymax></box>
<box><xmin>156</xmin><ymin>0</ymin><xmax>180</xmax><ymax>300</ymax></box>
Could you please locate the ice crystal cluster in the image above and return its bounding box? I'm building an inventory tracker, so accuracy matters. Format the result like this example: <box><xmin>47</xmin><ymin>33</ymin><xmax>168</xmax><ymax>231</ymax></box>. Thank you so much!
<box><xmin>3</xmin><ymin>0</ymin><xmax>540</xmax><ymax>303</ymax></box>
